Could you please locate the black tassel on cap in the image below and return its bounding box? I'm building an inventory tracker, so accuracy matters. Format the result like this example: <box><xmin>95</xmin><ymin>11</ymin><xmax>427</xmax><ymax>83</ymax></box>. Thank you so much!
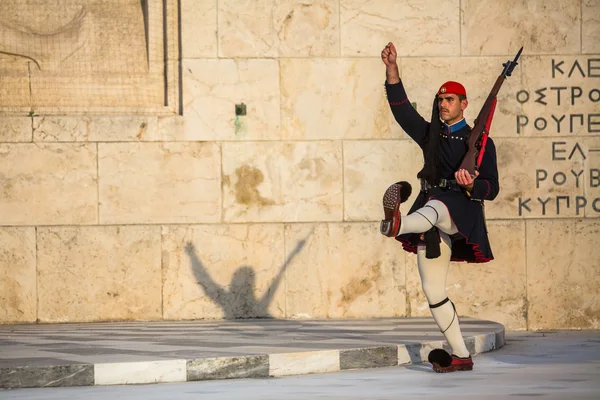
<box><xmin>417</xmin><ymin>96</ymin><xmax>443</xmax><ymax>187</ymax></box>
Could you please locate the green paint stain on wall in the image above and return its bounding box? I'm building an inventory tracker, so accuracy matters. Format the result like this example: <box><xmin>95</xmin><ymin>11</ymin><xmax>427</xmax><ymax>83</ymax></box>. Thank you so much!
<box><xmin>234</xmin><ymin>115</ymin><xmax>246</xmax><ymax>135</ymax></box>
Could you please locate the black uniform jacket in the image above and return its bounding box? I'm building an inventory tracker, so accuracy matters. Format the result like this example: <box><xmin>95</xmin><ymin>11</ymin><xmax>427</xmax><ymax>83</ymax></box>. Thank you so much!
<box><xmin>385</xmin><ymin>80</ymin><xmax>500</xmax><ymax>263</ymax></box>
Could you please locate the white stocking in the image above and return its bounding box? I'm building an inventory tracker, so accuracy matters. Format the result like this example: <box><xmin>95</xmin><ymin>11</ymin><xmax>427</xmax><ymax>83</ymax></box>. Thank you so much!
<box><xmin>398</xmin><ymin>199</ymin><xmax>458</xmax><ymax>236</ymax></box>
<box><xmin>417</xmin><ymin>232</ymin><xmax>470</xmax><ymax>358</ymax></box>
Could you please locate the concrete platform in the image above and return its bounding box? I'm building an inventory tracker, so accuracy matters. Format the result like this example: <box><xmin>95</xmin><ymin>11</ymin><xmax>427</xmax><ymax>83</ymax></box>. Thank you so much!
<box><xmin>0</xmin><ymin>317</ymin><xmax>504</xmax><ymax>389</ymax></box>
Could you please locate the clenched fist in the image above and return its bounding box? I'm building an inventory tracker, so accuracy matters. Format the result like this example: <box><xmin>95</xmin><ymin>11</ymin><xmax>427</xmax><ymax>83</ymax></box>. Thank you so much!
<box><xmin>381</xmin><ymin>42</ymin><xmax>397</xmax><ymax>67</ymax></box>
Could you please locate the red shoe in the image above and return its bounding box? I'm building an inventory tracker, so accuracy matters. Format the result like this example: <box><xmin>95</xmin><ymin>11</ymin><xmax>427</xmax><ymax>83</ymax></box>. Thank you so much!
<box><xmin>428</xmin><ymin>349</ymin><xmax>473</xmax><ymax>373</ymax></box>
<box><xmin>380</xmin><ymin>181</ymin><xmax>412</xmax><ymax>237</ymax></box>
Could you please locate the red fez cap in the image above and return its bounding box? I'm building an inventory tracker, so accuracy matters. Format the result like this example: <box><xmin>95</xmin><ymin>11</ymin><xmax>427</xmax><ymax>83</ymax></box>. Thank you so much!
<box><xmin>437</xmin><ymin>81</ymin><xmax>467</xmax><ymax>97</ymax></box>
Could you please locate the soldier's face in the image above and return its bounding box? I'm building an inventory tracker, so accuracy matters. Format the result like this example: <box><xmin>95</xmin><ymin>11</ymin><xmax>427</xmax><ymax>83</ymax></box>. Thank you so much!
<box><xmin>437</xmin><ymin>94</ymin><xmax>468</xmax><ymax>124</ymax></box>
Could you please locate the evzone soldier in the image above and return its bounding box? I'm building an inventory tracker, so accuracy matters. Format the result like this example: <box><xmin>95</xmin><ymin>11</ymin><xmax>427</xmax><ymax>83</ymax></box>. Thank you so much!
<box><xmin>379</xmin><ymin>42</ymin><xmax>500</xmax><ymax>373</ymax></box>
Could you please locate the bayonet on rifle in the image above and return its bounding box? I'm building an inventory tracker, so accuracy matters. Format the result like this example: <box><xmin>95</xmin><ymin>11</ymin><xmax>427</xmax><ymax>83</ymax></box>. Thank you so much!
<box><xmin>459</xmin><ymin>47</ymin><xmax>523</xmax><ymax>178</ymax></box>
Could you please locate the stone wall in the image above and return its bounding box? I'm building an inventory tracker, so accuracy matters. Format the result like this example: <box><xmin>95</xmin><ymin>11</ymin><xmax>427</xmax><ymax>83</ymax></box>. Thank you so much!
<box><xmin>1</xmin><ymin>0</ymin><xmax>599</xmax><ymax>331</ymax></box>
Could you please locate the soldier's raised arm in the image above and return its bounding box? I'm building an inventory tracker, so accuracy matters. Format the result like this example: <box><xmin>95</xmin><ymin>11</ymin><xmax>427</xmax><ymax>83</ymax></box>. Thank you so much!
<box><xmin>382</xmin><ymin>42</ymin><xmax>428</xmax><ymax>148</ymax></box>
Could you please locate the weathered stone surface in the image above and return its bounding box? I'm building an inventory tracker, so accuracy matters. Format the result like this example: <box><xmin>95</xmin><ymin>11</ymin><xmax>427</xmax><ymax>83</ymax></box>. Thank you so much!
<box><xmin>37</xmin><ymin>226</ymin><xmax>162</xmax><ymax>323</ymax></box>
<box><xmin>222</xmin><ymin>142</ymin><xmax>342</xmax><ymax>222</ymax></box>
<box><xmin>0</xmin><ymin>0</ymin><xmax>178</xmax><ymax>112</ymax></box>
<box><xmin>187</xmin><ymin>356</ymin><xmax>269</xmax><ymax>381</ymax></box>
<box><xmin>269</xmin><ymin>350</ymin><xmax>339</xmax><ymax>377</ymax></box>
<box><xmin>583</xmin><ymin>0</ymin><xmax>600</xmax><ymax>53</ymax></box>
<box><xmin>343</xmin><ymin>140</ymin><xmax>423</xmax><ymax>221</ymax></box>
<box><xmin>0</xmin><ymin>228</ymin><xmax>36</xmax><ymax>323</ymax></box>
<box><xmin>218</xmin><ymin>0</ymin><xmax>277</xmax><ymax>57</ymax></box>
<box><xmin>0</xmin><ymin>59</ymin><xmax>30</xmax><ymax>110</ymax></box>
<box><xmin>181</xmin><ymin>0</ymin><xmax>217</xmax><ymax>58</ymax></box>
<box><xmin>519</xmin><ymin>56</ymin><xmax>600</xmax><ymax>137</ymax></box>
<box><xmin>527</xmin><ymin>219</ymin><xmax>600</xmax><ymax>330</ymax></box>
<box><xmin>157</xmin><ymin>116</ymin><xmax>186</xmax><ymax>141</ymax></box>
<box><xmin>280</xmin><ymin>59</ymin><xmax>398</xmax><ymax>140</ymax></box>
<box><xmin>33</xmin><ymin>116</ymin><xmax>160</xmax><ymax>142</ymax></box>
<box><xmin>461</xmin><ymin>0</ymin><xmax>581</xmax><ymax>55</ymax></box>
<box><xmin>399</xmin><ymin>57</ymin><xmax>523</xmax><ymax>138</ymax></box>
<box><xmin>30</xmin><ymin>74</ymin><xmax>165</xmax><ymax>110</ymax></box>
<box><xmin>32</xmin><ymin>117</ymin><xmax>87</xmax><ymax>142</ymax></box>
<box><xmin>219</xmin><ymin>0</ymin><xmax>339</xmax><ymax>57</ymax></box>
<box><xmin>183</xmin><ymin>59</ymin><xmax>280</xmax><ymax>141</ymax></box>
<box><xmin>0</xmin><ymin>365</ymin><xmax>94</xmax><ymax>389</ymax></box>
<box><xmin>0</xmin><ymin>117</ymin><xmax>31</xmax><ymax>142</ymax></box>
<box><xmin>0</xmin><ymin>1</ymin><xmax>147</xmax><ymax>73</ymax></box>
<box><xmin>94</xmin><ymin>360</ymin><xmax>186</xmax><ymax>385</ymax></box>
<box><xmin>274</xmin><ymin>0</ymin><xmax>339</xmax><ymax>57</ymax></box>
<box><xmin>89</xmin><ymin>117</ymin><xmax>159</xmax><ymax>142</ymax></box>
<box><xmin>406</xmin><ymin>221</ymin><xmax>527</xmax><ymax>331</ymax></box>
<box><xmin>285</xmin><ymin>223</ymin><xmax>406</xmax><ymax>319</ymax></box>
<box><xmin>0</xmin><ymin>143</ymin><xmax>97</xmax><ymax>225</ymax></box>
<box><xmin>487</xmin><ymin>138</ymin><xmax>585</xmax><ymax>220</ymax></box>
<box><xmin>340</xmin><ymin>346</ymin><xmax>397</xmax><ymax>370</ymax></box>
<box><xmin>161</xmin><ymin>224</ymin><xmax>286</xmax><ymax>320</ymax></box>
<box><xmin>341</xmin><ymin>0</ymin><xmax>460</xmax><ymax>57</ymax></box>
<box><xmin>98</xmin><ymin>142</ymin><xmax>221</xmax><ymax>224</ymax></box>
<box><xmin>584</xmin><ymin>137</ymin><xmax>600</xmax><ymax>218</ymax></box>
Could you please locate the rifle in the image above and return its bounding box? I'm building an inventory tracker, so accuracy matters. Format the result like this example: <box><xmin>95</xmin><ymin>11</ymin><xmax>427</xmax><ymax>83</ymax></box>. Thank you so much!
<box><xmin>459</xmin><ymin>47</ymin><xmax>523</xmax><ymax>177</ymax></box>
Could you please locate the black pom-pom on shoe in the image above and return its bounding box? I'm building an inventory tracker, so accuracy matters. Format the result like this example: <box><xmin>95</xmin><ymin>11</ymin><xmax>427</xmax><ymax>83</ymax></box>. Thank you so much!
<box><xmin>428</xmin><ymin>348</ymin><xmax>452</xmax><ymax>367</ymax></box>
<box><xmin>396</xmin><ymin>181</ymin><xmax>412</xmax><ymax>203</ymax></box>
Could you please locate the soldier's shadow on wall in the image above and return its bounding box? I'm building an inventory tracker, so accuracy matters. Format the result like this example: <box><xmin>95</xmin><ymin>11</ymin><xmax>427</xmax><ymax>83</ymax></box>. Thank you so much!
<box><xmin>184</xmin><ymin>234</ymin><xmax>309</xmax><ymax>319</ymax></box>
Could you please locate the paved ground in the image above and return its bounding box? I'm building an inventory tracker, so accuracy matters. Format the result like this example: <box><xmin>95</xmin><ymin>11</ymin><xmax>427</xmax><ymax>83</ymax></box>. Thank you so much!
<box><xmin>1</xmin><ymin>331</ymin><xmax>599</xmax><ymax>400</ymax></box>
<box><xmin>0</xmin><ymin>318</ymin><xmax>503</xmax><ymax>388</ymax></box>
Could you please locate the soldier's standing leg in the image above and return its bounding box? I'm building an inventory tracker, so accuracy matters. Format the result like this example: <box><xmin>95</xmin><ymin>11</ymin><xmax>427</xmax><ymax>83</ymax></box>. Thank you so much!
<box><xmin>417</xmin><ymin>232</ymin><xmax>470</xmax><ymax>358</ymax></box>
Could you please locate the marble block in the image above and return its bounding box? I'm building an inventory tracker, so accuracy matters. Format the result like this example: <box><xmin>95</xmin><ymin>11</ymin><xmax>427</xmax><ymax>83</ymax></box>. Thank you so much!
<box><xmin>98</xmin><ymin>142</ymin><xmax>221</xmax><ymax>224</ymax></box>
<box><xmin>219</xmin><ymin>0</ymin><xmax>339</xmax><ymax>57</ymax></box>
<box><xmin>187</xmin><ymin>356</ymin><xmax>269</xmax><ymax>381</ymax></box>
<box><xmin>94</xmin><ymin>360</ymin><xmax>186</xmax><ymax>385</ymax></box>
<box><xmin>181</xmin><ymin>0</ymin><xmax>217</xmax><ymax>58</ymax></box>
<box><xmin>341</xmin><ymin>0</ymin><xmax>460</xmax><ymax>57</ymax></box>
<box><xmin>285</xmin><ymin>223</ymin><xmax>406</xmax><ymax>319</ymax></box>
<box><xmin>30</xmin><ymin>74</ymin><xmax>165</xmax><ymax>110</ymax></box>
<box><xmin>584</xmin><ymin>137</ymin><xmax>600</xmax><ymax>218</ymax></box>
<box><xmin>162</xmin><ymin>224</ymin><xmax>286</xmax><ymax>320</ymax></box>
<box><xmin>339</xmin><ymin>346</ymin><xmax>398</xmax><ymax>370</ymax></box>
<box><xmin>269</xmin><ymin>350</ymin><xmax>339</xmax><ymax>377</ymax></box>
<box><xmin>527</xmin><ymin>219</ymin><xmax>600</xmax><ymax>330</ymax></box>
<box><xmin>0</xmin><ymin>143</ymin><xmax>97</xmax><ymax>225</ymax></box>
<box><xmin>182</xmin><ymin>59</ymin><xmax>280</xmax><ymax>141</ymax></box>
<box><xmin>461</xmin><ymin>0</ymin><xmax>581</xmax><ymax>55</ymax></box>
<box><xmin>583</xmin><ymin>0</ymin><xmax>600</xmax><ymax>53</ymax></box>
<box><xmin>0</xmin><ymin>117</ymin><xmax>31</xmax><ymax>142</ymax></box>
<box><xmin>343</xmin><ymin>140</ymin><xmax>423</xmax><ymax>221</ymax></box>
<box><xmin>33</xmin><ymin>116</ymin><xmax>160</xmax><ymax>142</ymax></box>
<box><xmin>274</xmin><ymin>0</ymin><xmax>339</xmax><ymax>57</ymax></box>
<box><xmin>280</xmin><ymin>59</ymin><xmax>399</xmax><ymax>140</ymax></box>
<box><xmin>88</xmin><ymin>116</ymin><xmax>161</xmax><ymax>142</ymax></box>
<box><xmin>0</xmin><ymin>0</ymin><xmax>178</xmax><ymax>112</ymax></box>
<box><xmin>36</xmin><ymin>226</ymin><xmax>162</xmax><ymax>322</ymax></box>
<box><xmin>222</xmin><ymin>142</ymin><xmax>343</xmax><ymax>222</ymax></box>
<box><xmin>0</xmin><ymin>72</ymin><xmax>30</xmax><ymax>110</ymax></box>
<box><xmin>0</xmin><ymin>228</ymin><xmax>36</xmax><ymax>323</ymax></box>
<box><xmin>32</xmin><ymin>117</ymin><xmax>87</xmax><ymax>142</ymax></box>
<box><xmin>0</xmin><ymin>365</ymin><xmax>94</xmax><ymax>389</ymax></box>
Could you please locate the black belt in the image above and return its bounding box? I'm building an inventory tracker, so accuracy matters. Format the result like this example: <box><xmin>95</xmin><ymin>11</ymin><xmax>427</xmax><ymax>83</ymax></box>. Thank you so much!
<box><xmin>420</xmin><ymin>179</ymin><xmax>461</xmax><ymax>192</ymax></box>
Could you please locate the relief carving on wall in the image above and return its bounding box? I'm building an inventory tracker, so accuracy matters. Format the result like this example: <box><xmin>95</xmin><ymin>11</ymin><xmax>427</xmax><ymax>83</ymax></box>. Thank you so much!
<box><xmin>0</xmin><ymin>0</ymin><xmax>178</xmax><ymax>114</ymax></box>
